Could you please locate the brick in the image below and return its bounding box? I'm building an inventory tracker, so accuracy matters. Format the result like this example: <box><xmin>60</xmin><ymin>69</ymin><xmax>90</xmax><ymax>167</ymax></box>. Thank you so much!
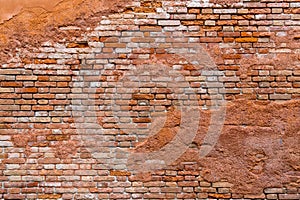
<box><xmin>291</xmin><ymin>3</ymin><xmax>300</xmax><ymax>7</ymax></box>
<box><xmin>132</xmin><ymin>94</ymin><xmax>154</xmax><ymax>100</ymax></box>
<box><xmin>188</xmin><ymin>8</ymin><xmax>200</xmax><ymax>14</ymax></box>
<box><xmin>244</xmin><ymin>194</ymin><xmax>266</xmax><ymax>199</ymax></box>
<box><xmin>212</xmin><ymin>182</ymin><xmax>233</xmax><ymax>188</ymax></box>
<box><xmin>15</xmin><ymin>88</ymin><xmax>38</xmax><ymax>93</ymax></box>
<box><xmin>235</xmin><ymin>38</ymin><xmax>258</xmax><ymax>43</ymax></box>
<box><xmin>110</xmin><ymin>170</ymin><xmax>131</xmax><ymax>176</ymax></box>
<box><xmin>0</xmin><ymin>88</ymin><xmax>14</xmax><ymax>93</ymax></box>
<box><xmin>0</xmin><ymin>69</ymin><xmax>28</xmax><ymax>75</ymax></box>
<box><xmin>205</xmin><ymin>20</ymin><xmax>215</xmax><ymax>26</ymax></box>
<box><xmin>181</xmin><ymin>20</ymin><xmax>204</xmax><ymax>26</ymax></box>
<box><xmin>49</xmin><ymin>76</ymin><xmax>71</xmax><ymax>82</ymax></box>
<box><xmin>208</xmin><ymin>193</ymin><xmax>231</xmax><ymax>198</ymax></box>
<box><xmin>0</xmin><ymin>141</ymin><xmax>13</xmax><ymax>146</ymax></box>
<box><xmin>16</xmin><ymin>75</ymin><xmax>38</xmax><ymax>81</ymax></box>
<box><xmin>38</xmin><ymin>194</ymin><xmax>62</xmax><ymax>199</ymax></box>
<box><xmin>278</xmin><ymin>194</ymin><xmax>300</xmax><ymax>199</ymax></box>
<box><xmin>34</xmin><ymin>59</ymin><xmax>57</xmax><ymax>64</ymax></box>
<box><xmin>3</xmin><ymin>158</ymin><xmax>25</xmax><ymax>164</ymax></box>
<box><xmin>46</xmin><ymin>135</ymin><xmax>69</xmax><ymax>141</ymax></box>
<box><xmin>0</xmin><ymin>105</ymin><xmax>20</xmax><ymax>110</ymax></box>
<box><xmin>140</xmin><ymin>26</ymin><xmax>162</xmax><ymax>32</ymax></box>
<box><xmin>269</xmin><ymin>94</ymin><xmax>291</xmax><ymax>100</ymax></box>
<box><xmin>214</xmin><ymin>9</ymin><xmax>237</xmax><ymax>14</ymax></box>
<box><xmin>244</xmin><ymin>3</ymin><xmax>266</xmax><ymax>8</ymax></box>
<box><xmin>131</xmin><ymin>37</ymin><xmax>155</xmax><ymax>43</ymax></box>
<box><xmin>32</xmin><ymin>105</ymin><xmax>54</xmax><ymax>111</ymax></box>
<box><xmin>198</xmin><ymin>193</ymin><xmax>209</xmax><ymax>198</ymax></box>
<box><xmin>158</xmin><ymin>20</ymin><xmax>181</xmax><ymax>26</ymax></box>
<box><xmin>267</xmin><ymin>194</ymin><xmax>279</xmax><ymax>199</ymax></box>
<box><xmin>4</xmin><ymin>194</ymin><xmax>25</xmax><ymax>199</ymax></box>
<box><xmin>1</xmin><ymin>81</ymin><xmax>22</xmax><ymax>87</ymax></box>
<box><xmin>49</xmin><ymin>88</ymin><xmax>71</xmax><ymax>93</ymax></box>
<box><xmin>267</xmin><ymin>3</ymin><xmax>289</xmax><ymax>8</ymax></box>
<box><xmin>200</xmin><ymin>37</ymin><xmax>222</xmax><ymax>43</ymax></box>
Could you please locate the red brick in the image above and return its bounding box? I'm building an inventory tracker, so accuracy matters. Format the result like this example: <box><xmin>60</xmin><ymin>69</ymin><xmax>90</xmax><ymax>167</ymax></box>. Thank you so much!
<box><xmin>33</xmin><ymin>94</ymin><xmax>55</xmax><ymax>99</ymax></box>
<box><xmin>140</xmin><ymin>26</ymin><xmax>162</xmax><ymax>32</ymax></box>
<box><xmin>132</xmin><ymin>94</ymin><xmax>154</xmax><ymax>100</ymax></box>
<box><xmin>0</xmin><ymin>105</ymin><xmax>20</xmax><ymax>110</ymax></box>
<box><xmin>110</xmin><ymin>170</ymin><xmax>131</xmax><ymax>176</ymax></box>
<box><xmin>15</xmin><ymin>88</ymin><xmax>38</xmax><ymax>93</ymax></box>
<box><xmin>200</xmin><ymin>37</ymin><xmax>222</xmax><ymax>43</ymax></box>
<box><xmin>1</xmin><ymin>82</ymin><xmax>23</xmax><ymax>87</ymax></box>
<box><xmin>32</xmin><ymin>105</ymin><xmax>54</xmax><ymax>111</ymax></box>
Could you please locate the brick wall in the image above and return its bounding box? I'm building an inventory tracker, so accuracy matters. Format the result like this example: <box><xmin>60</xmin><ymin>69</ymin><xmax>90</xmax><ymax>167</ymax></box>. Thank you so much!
<box><xmin>0</xmin><ymin>0</ymin><xmax>299</xmax><ymax>199</ymax></box>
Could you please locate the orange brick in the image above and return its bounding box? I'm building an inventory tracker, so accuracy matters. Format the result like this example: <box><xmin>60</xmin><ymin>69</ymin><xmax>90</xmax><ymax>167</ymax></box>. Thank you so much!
<box><xmin>32</xmin><ymin>105</ymin><xmax>54</xmax><ymax>111</ymax></box>
<box><xmin>188</xmin><ymin>8</ymin><xmax>200</xmax><ymax>14</ymax></box>
<box><xmin>134</xmin><ymin>7</ymin><xmax>156</xmax><ymax>13</ymax></box>
<box><xmin>34</xmin><ymin>59</ymin><xmax>57</xmax><ymax>64</ymax></box>
<box><xmin>110</xmin><ymin>170</ymin><xmax>131</xmax><ymax>176</ymax></box>
<box><xmin>66</xmin><ymin>42</ymin><xmax>88</xmax><ymax>48</ymax></box>
<box><xmin>38</xmin><ymin>194</ymin><xmax>62</xmax><ymax>199</ymax></box>
<box><xmin>200</xmin><ymin>37</ymin><xmax>222</xmax><ymax>43</ymax></box>
<box><xmin>1</xmin><ymin>82</ymin><xmax>23</xmax><ymax>87</ymax></box>
<box><xmin>224</xmin><ymin>38</ymin><xmax>235</xmax><ymax>43</ymax></box>
<box><xmin>217</xmin><ymin>20</ymin><xmax>238</xmax><ymax>25</ymax></box>
<box><xmin>132</xmin><ymin>118</ymin><xmax>151</xmax><ymax>123</ymax></box>
<box><xmin>132</xmin><ymin>94</ymin><xmax>154</xmax><ymax>100</ymax></box>
<box><xmin>222</xmin><ymin>54</ymin><xmax>242</xmax><ymax>59</ymax></box>
<box><xmin>38</xmin><ymin>76</ymin><xmax>49</xmax><ymax>81</ymax></box>
<box><xmin>181</xmin><ymin>20</ymin><xmax>204</xmax><ymax>26</ymax></box>
<box><xmin>208</xmin><ymin>194</ymin><xmax>232</xmax><ymax>198</ymax></box>
<box><xmin>235</xmin><ymin>37</ymin><xmax>258</xmax><ymax>43</ymax></box>
<box><xmin>100</xmin><ymin>36</ymin><xmax>119</xmax><ymax>42</ymax></box>
<box><xmin>46</xmin><ymin>135</ymin><xmax>69</xmax><ymax>141</ymax></box>
<box><xmin>15</xmin><ymin>88</ymin><xmax>38</xmax><ymax>93</ymax></box>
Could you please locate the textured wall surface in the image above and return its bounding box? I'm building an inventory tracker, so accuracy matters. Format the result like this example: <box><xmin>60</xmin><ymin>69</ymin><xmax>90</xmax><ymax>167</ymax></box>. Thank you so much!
<box><xmin>0</xmin><ymin>0</ymin><xmax>299</xmax><ymax>199</ymax></box>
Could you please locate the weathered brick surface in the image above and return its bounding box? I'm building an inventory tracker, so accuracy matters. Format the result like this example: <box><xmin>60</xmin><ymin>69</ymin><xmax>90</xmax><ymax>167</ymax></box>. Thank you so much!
<box><xmin>0</xmin><ymin>0</ymin><xmax>299</xmax><ymax>199</ymax></box>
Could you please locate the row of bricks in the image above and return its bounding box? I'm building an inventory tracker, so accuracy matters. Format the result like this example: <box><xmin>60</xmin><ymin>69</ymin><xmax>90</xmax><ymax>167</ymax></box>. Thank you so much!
<box><xmin>1</xmin><ymin>193</ymin><xmax>299</xmax><ymax>200</ymax></box>
<box><xmin>1</xmin><ymin>69</ymin><xmax>300</xmax><ymax>75</ymax></box>
<box><xmin>0</xmin><ymin>81</ymin><xmax>300</xmax><ymax>89</ymax></box>
<box><xmin>0</xmin><ymin>94</ymin><xmax>296</xmax><ymax>114</ymax></box>
<box><xmin>1</xmin><ymin>74</ymin><xmax>299</xmax><ymax>80</ymax></box>
<box><xmin>0</xmin><ymin>190</ymin><xmax>299</xmax><ymax>199</ymax></box>
<box><xmin>93</xmin><ymin>18</ymin><xmax>300</xmax><ymax>28</ymax></box>
<box><xmin>0</xmin><ymin>81</ymin><xmax>299</xmax><ymax>90</ymax></box>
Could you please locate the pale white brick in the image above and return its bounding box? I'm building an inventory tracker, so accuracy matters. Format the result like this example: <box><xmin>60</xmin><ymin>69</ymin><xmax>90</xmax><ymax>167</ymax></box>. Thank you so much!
<box><xmin>158</xmin><ymin>20</ymin><xmax>181</xmax><ymax>26</ymax></box>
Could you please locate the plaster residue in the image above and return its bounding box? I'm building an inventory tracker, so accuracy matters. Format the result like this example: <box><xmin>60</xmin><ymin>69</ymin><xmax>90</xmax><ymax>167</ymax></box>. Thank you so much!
<box><xmin>0</xmin><ymin>0</ymin><xmax>131</xmax><ymax>63</ymax></box>
<box><xmin>198</xmin><ymin>99</ymin><xmax>300</xmax><ymax>194</ymax></box>
<box><xmin>0</xmin><ymin>0</ymin><xmax>62</xmax><ymax>24</ymax></box>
